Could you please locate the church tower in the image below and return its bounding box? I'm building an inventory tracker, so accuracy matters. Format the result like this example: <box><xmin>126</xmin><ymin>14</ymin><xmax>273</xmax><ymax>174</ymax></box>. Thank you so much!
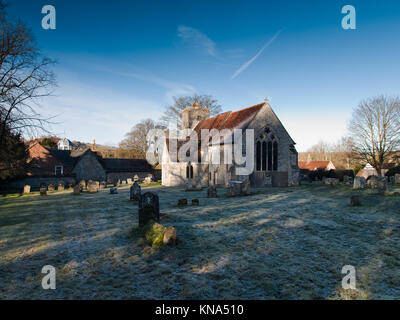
<box><xmin>181</xmin><ymin>101</ymin><xmax>210</xmax><ymax>129</ymax></box>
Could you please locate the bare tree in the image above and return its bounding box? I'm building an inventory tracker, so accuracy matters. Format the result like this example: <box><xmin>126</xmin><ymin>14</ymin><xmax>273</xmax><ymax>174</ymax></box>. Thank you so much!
<box><xmin>348</xmin><ymin>95</ymin><xmax>400</xmax><ymax>175</ymax></box>
<box><xmin>160</xmin><ymin>93</ymin><xmax>222</xmax><ymax>128</ymax></box>
<box><xmin>119</xmin><ymin>119</ymin><xmax>164</xmax><ymax>159</ymax></box>
<box><xmin>0</xmin><ymin>1</ymin><xmax>56</xmax><ymax>147</ymax></box>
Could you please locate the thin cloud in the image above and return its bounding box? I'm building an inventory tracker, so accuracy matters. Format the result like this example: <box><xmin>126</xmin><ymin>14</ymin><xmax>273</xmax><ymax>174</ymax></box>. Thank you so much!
<box><xmin>231</xmin><ymin>30</ymin><xmax>282</xmax><ymax>79</ymax></box>
<box><xmin>177</xmin><ymin>25</ymin><xmax>217</xmax><ymax>57</ymax></box>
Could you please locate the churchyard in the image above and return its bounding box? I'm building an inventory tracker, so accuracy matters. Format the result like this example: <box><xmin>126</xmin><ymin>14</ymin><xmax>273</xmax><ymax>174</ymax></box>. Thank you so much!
<box><xmin>0</xmin><ymin>183</ymin><xmax>399</xmax><ymax>299</ymax></box>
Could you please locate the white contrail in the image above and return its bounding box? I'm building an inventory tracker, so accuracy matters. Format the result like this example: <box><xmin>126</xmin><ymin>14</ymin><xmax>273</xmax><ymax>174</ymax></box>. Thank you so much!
<box><xmin>231</xmin><ymin>30</ymin><xmax>282</xmax><ymax>79</ymax></box>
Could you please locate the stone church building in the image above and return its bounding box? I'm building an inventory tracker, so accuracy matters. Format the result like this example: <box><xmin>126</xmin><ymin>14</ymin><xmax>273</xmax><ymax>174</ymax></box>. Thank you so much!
<box><xmin>161</xmin><ymin>99</ymin><xmax>299</xmax><ymax>187</ymax></box>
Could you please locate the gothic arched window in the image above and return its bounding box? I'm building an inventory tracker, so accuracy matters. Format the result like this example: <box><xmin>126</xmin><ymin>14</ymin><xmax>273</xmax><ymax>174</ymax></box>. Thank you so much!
<box><xmin>268</xmin><ymin>141</ymin><xmax>272</xmax><ymax>171</ymax></box>
<box><xmin>256</xmin><ymin>141</ymin><xmax>261</xmax><ymax>171</ymax></box>
<box><xmin>186</xmin><ymin>164</ymin><xmax>194</xmax><ymax>179</ymax></box>
<box><xmin>262</xmin><ymin>141</ymin><xmax>267</xmax><ymax>171</ymax></box>
<box><xmin>273</xmin><ymin>141</ymin><xmax>278</xmax><ymax>171</ymax></box>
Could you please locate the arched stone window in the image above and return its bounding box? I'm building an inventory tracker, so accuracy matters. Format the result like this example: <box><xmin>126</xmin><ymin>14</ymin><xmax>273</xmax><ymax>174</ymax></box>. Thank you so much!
<box><xmin>267</xmin><ymin>141</ymin><xmax>272</xmax><ymax>171</ymax></box>
<box><xmin>186</xmin><ymin>164</ymin><xmax>194</xmax><ymax>179</ymax></box>
<box><xmin>256</xmin><ymin>141</ymin><xmax>261</xmax><ymax>171</ymax></box>
<box><xmin>273</xmin><ymin>141</ymin><xmax>278</xmax><ymax>171</ymax></box>
<box><xmin>256</xmin><ymin>127</ymin><xmax>279</xmax><ymax>172</ymax></box>
<box><xmin>262</xmin><ymin>141</ymin><xmax>267</xmax><ymax>171</ymax></box>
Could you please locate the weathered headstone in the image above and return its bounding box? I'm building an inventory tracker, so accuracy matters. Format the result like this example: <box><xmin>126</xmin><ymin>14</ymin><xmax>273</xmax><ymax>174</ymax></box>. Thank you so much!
<box><xmin>353</xmin><ymin>176</ymin><xmax>366</xmax><ymax>189</ymax></box>
<box><xmin>177</xmin><ymin>199</ymin><xmax>187</xmax><ymax>206</ymax></box>
<box><xmin>207</xmin><ymin>186</ymin><xmax>217</xmax><ymax>198</ymax></box>
<box><xmin>57</xmin><ymin>181</ymin><xmax>65</xmax><ymax>191</ymax></box>
<box><xmin>226</xmin><ymin>181</ymin><xmax>245</xmax><ymax>197</ymax></box>
<box><xmin>130</xmin><ymin>181</ymin><xmax>141</xmax><ymax>201</ymax></box>
<box><xmin>87</xmin><ymin>180</ymin><xmax>93</xmax><ymax>190</ymax></box>
<box><xmin>192</xmin><ymin>199</ymin><xmax>199</xmax><ymax>205</ymax></box>
<box><xmin>138</xmin><ymin>192</ymin><xmax>160</xmax><ymax>227</ymax></box>
<box><xmin>40</xmin><ymin>186</ymin><xmax>47</xmax><ymax>196</ymax></box>
<box><xmin>127</xmin><ymin>178</ymin><xmax>133</xmax><ymax>185</ymax></box>
<box><xmin>343</xmin><ymin>175</ymin><xmax>353</xmax><ymax>186</ymax></box>
<box><xmin>143</xmin><ymin>175</ymin><xmax>153</xmax><ymax>184</ymax></box>
<box><xmin>114</xmin><ymin>179</ymin><xmax>120</xmax><ymax>187</ymax></box>
<box><xmin>367</xmin><ymin>176</ymin><xmax>379</xmax><ymax>189</ymax></box>
<box><xmin>121</xmin><ymin>180</ymin><xmax>127</xmax><ymax>185</ymax></box>
<box><xmin>110</xmin><ymin>187</ymin><xmax>118</xmax><ymax>194</ymax></box>
<box><xmin>133</xmin><ymin>175</ymin><xmax>139</xmax><ymax>182</ymax></box>
<box><xmin>349</xmin><ymin>195</ymin><xmax>361</xmax><ymax>206</ymax></box>
<box><xmin>88</xmin><ymin>181</ymin><xmax>98</xmax><ymax>193</ymax></box>
<box><xmin>47</xmin><ymin>183</ymin><xmax>55</xmax><ymax>192</ymax></box>
<box><xmin>99</xmin><ymin>181</ymin><xmax>106</xmax><ymax>189</ymax></box>
<box><xmin>23</xmin><ymin>185</ymin><xmax>31</xmax><ymax>194</ymax></box>
<box><xmin>324</xmin><ymin>178</ymin><xmax>339</xmax><ymax>186</ymax></box>
<box><xmin>163</xmin><ymin>227</ymin><xmax>177</xmax><ymax>246</ymax></box>
<box><xmin>79</xmin><ymin>180</ymin><xmax>86</xmax><ymax>191</ymax></box>
<box><xmin>395</xmin><ymin>173</ymin><xmax>400</xmax><ymax>185</ymax></box>
<box><xmin>73</xmin><ymin>184</ymin><xmax>80</xmax><ymax>195</ymax></box>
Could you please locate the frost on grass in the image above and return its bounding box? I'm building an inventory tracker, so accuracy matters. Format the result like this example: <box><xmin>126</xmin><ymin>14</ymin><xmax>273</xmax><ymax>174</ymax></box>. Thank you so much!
<box><xmin>0</xmin><ymin>184</ymin><xmax>399</xmax><ymax>299</ymax></box>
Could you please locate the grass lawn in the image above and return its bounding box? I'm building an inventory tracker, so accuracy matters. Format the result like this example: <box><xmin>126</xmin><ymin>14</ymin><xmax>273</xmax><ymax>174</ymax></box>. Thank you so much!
<box><xmin>0</xmin><ymin>183</ymin><xmax>399</xmax><ymax>299</ymax></box>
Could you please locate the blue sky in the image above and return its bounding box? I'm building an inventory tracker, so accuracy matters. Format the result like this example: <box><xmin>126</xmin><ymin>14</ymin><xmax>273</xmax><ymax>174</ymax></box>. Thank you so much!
<box><xmin>7</xmin><ymin>0</ymin><xmax>400</xmax><ymax>151</ymax></box>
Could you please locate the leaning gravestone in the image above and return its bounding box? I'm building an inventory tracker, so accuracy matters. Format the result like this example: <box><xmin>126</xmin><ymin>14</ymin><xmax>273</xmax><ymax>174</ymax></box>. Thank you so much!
<box><xmin>47</xmin><ymin>183</ymin><xmax>55</xmax><ymax>192</ymax></box>
<box><xmin>138</xmin><ymin>192</ymin><xmax>160</xmax><ymax>227</ymax></box>
<box><xmin>23</xmin><ymin>185</ymin><xmax>31</xmax><ymax>194</ymax></box>
<box><xmin>353</xmin><ymin>176</ymin><xmax>367</xmax><ymax>189</ymax></box>
<box><xmin>207</xmin><ymin>186</ymin><xmax>217</xmax><ymax>198</ymax></box>
<box><xmin>130</xmin><ymin>181</ymin><xmax>141</xmax><ymax>201</ymax></box>
<box><xmin>395</xmin><ymin>174</ymin><xmax>400</xmax><ymax>185</ymax></box>
<box><xmin>73</xmin><ymin>184</ymin><xmax>80</xmax><ymax>195</ymax></box>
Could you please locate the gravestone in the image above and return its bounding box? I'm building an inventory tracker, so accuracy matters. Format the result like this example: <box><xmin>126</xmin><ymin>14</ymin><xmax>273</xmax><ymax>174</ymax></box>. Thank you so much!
<box><xmin>194</xmin><ymin>182</ymin><xmax>202</xmax><ymax>191</ymax></box>
<box><xmin>343</xmin><ymin>175</ymin><xmax>353</xmax><ymax>186</ymax></box>
<box><xmin>395</xmin><ymin>174</ymin><xmax>400</xmax><ymax>185</ymax></box>
<box><xmin>192</xmin><ymin>199</ymin><xmax>199</xmax><ymax>205</ymax></box>
<box><xmin>127</xmin><ymin>178</ymin><xmax>133</xmax><ymax>185</ymax></box>
<box><xmin>47</xmin><ymin>183</ymin><xmax>55</xmax><ymax>192</ymax></box>
<box><xmin>367</xmin><ymin>176</ymin><xmax>379</xmax><ymax>189</ymax></box>
<box><xmin>353</xmin><ymin>176</ymin><xmax>367</xmax><ymax>189</ymax></box>
<box><xmin>133</xmin><ymin>175</ymin><xmax>139</xmax><ymax>182</ymax></box>
<box><xmin>87</xmin><ymin>180</ymin><xmax>93</xmax><ymax>190</ymax></box>
<box><xmin>88</xmin><ymin>181</ymin><xmax>98</xmax><ymax>193</ymax></box>
<box><xmin>207</xmin><ymin>186</ymin><xmax>217</xmax><ymax>198</ymax></box>
<box><xmin>114</xmin><ymin>179</ymin><xmax>120</xmax><ymax>187</ymax></box>
<box><xmin>163</xmin><ymin>227</ymin><xmax>177</xmax><ymax>246</ymax></box>
<box><xmin>138</xmin><ymin>192</ymin><xmax>160</xmax><ymax>227</ymax></box>
<box><xmin>99</xmin><ymin>181</ymin><xmax>107</xmax><ymax>189</ymax></box>
<box><xmin>121</xmin><ymin>180</ymin><xmax>127</xmax><ymax>185</ymax></box>
<box><xmin>143</xmin><ymin>175</ymin><xmax>153</xmax><ymax>184</ymax></box>
<box><xmin>324</xmin><ymin>178</ymin><xmax>339</xmax><ymax>186</ymax></box>
<box><xmin>57</xmin><ymin>181</ymin><xmax>65</xmax><ymax>191</ymax></box>
<box><xmin>177</xmin><ymin>199</ymin><xmax>187</xmax><ymax>206</ymax></box>
<box><xmin>40</xmin><ymin>186</ymin><xmax>47</xmax><ymax>196</ymax></box>
<box><xmin>67</xmin><ymin>183</ymin><xmax>73</xmax><ymax>190</ymax></box>
<box><xmin>79</xmin><ymin>180</ymin><xmax>86</xmax><ymax>191</ymax></box>
<box><xmin>110</xmin><ymin>187</ymin><xmax>118</xmax><ymax>194</ymax></box>
<box><xmin>73</xmin><ymin>184</ymin><xmax>80</xmax><ymax>195</ymax></box>
<box><xmin>23</xmin><ymin>185</ymin><xmax>31</xmax><ymax>194</ymax></box>
<box><xmin>130</xmin><ymin>181</ymin><xmax>141</xmax><ymax>201</ymax></box>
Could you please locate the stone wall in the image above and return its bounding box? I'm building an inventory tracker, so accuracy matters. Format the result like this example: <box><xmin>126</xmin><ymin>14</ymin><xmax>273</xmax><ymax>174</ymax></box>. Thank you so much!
<box><xmin>107</xmin><ymin>170</ymin><xmax>160</xmax><ymax>183</ymax></box>
<box><xmin>1</xmin><ymin>176</ymin><xmax>76</xmax><ymax>191</ymax></box>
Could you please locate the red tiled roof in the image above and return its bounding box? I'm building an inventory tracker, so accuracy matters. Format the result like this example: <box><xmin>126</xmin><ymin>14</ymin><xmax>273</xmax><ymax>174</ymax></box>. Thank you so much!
<box><xmin>298</xmin><ymin>161</ymin><xmax>332</xmax><ymax>171</ymax></box>
<box><xmin>194</xmin><ymin>103</ymin><xmax>264</xmax><ymax>133</ymax></box>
